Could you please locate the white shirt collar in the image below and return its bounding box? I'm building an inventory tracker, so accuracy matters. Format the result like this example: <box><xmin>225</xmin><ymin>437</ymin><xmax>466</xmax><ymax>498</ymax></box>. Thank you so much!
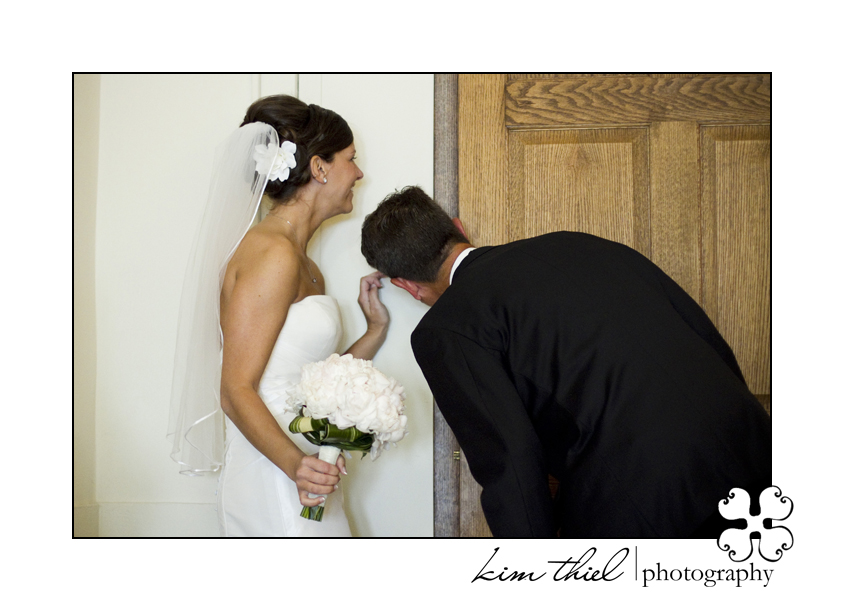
<box><xmin>449</xmin><ymin>247</ymin><xmax>476</xmax><ymax>285</ymax></box>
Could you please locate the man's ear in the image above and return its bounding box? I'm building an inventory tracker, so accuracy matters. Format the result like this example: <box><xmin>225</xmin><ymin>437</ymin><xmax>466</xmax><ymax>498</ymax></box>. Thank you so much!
<box><xmin>452</xmin><ymin>218</ymin><xmax>467</xmax><ymax>238</ymax></box>
<box><xmin>390</xmin><ymin>277</ymin><xmax>423</xmax><ymax>300</ymax></box>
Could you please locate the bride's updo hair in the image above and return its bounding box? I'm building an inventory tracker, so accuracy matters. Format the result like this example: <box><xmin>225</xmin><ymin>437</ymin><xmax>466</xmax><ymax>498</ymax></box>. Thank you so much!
<box><xmin>241</xmin><ymin>95</ymin><xmax>353</xmax><ymax>206</ymax></box>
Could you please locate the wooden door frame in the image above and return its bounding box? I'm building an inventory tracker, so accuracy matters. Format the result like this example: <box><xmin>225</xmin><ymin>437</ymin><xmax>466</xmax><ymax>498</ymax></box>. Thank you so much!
<box><xmin>433</xmin><ymin>74</ymin><xmax>460</xmax><ymax>537</ymax></box>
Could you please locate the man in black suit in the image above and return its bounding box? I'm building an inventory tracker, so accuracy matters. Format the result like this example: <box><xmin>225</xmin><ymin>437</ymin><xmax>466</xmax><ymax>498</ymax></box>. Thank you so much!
<box><xmin>361</xmin><ymin>186</ymin><xmax>771</xmax><ymax>538</ymax></box>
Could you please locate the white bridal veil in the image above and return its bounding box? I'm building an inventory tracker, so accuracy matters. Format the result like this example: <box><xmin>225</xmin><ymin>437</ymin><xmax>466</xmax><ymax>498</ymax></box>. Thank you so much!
<box><xmin>168</xmin><ymin>122</ymin><xmax>279</xmax><ymax>475</ymax></box>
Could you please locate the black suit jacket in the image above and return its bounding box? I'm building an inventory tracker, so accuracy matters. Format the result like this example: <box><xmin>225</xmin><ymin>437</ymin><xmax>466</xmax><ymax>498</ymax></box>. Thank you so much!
<box><xmin>411</xmin><ymin>232</ymin><xmax>772</xmax><ymax>538</ymax></box>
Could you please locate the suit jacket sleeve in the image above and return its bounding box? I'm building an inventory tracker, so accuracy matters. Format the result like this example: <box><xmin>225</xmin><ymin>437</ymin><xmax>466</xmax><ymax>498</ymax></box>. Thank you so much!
<box><xmin>412</xmin><ymin>326</ymin><xmax>555</xmax><ymax>537</ymax></box>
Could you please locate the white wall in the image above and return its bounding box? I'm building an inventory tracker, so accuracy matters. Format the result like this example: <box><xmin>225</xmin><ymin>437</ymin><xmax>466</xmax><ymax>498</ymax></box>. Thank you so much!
<box><xmin>86</xmin><ymin>74</ymin><xmax>433</xmax><ymax>536</ymax></box>
<box><xmin>73</xmin><ymin>74</ymin><xmax>100</xmax><ymax>537</ymax></box>
<box><xmin>303</xmin><ymin>74</ymin><xmax>435</xmax><ymax>536</ymax></box>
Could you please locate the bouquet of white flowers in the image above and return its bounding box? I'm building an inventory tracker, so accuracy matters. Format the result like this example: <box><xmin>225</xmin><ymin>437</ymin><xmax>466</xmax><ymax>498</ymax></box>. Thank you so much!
<box><xmin>285</xmin><ymin>353</ymin><xmax>408</xmax><ymax>521</ymax></box>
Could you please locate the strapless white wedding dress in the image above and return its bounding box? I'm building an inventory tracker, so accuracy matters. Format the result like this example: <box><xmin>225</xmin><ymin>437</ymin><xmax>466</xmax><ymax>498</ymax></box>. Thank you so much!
<box><xmin>217</xmin><ymin>295</ymin><xmax>352</xmax><ymax>537</ymax></box>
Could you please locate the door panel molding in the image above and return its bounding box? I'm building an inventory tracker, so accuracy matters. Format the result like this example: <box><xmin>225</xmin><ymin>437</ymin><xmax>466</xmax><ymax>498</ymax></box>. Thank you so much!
<box><xmin>701</xmin><ymin>124</ymin><xmax>772</xmax><ymax>395</ymax></box>
<box><xmin>505</xmin><ymin>75</ymin><xmax>771</xmax><ymax>127</ymax></box>
<box><xmin>509</xmin><ymin>128</ymin><xmax>650</xmax><ymax>256</ymax></box>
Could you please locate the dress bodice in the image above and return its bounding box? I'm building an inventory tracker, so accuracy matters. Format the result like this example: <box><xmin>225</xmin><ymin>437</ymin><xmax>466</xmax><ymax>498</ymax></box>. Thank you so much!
<box><xmin>257</xmin><ymin>294</ymin><xmax>343</xmax><ymax>415</ymax></box>
<box><xmin>219</xmin><ymin>294</ymin><xmax>351</xmax><ymax>537</ymax></box>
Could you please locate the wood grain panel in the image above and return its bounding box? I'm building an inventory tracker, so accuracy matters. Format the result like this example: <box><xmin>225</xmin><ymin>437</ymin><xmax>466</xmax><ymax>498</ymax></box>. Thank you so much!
<box><xmin>701</xmin><ymin>125</ymin><xmax>771</xmax><ymax>395</ymax></box>
<box><xmin>459</xmin><ymin>74</ymin><xmax>509</xmax><ymax>246</ymax></box>
<box><xmin>456</xmin><ymin>74</ymin><xmax>508</xmax><ymax>536</ymax></box>
<box><xmin>509</xmin><ymin>74</ymin><xmax>645</xmax><ymax>80</ymax></box>
<box><xmin>649</xmin><ymin>122</ymin><xmax>702</xmax><ymax>301</ymax></box>
<box><xmin>505</xmin><ymin>75</ymin><xmax>770</xmax><ymax>127</ymax></box>
<box><xmin>509</xmin><ymin>129</ymin><xmax>649</xmax><ymax>255</ymax></box>
<box><xmin>508</xmin><ymin>74</ymin><xmax>709</xmax><ymax>80</ymax></box>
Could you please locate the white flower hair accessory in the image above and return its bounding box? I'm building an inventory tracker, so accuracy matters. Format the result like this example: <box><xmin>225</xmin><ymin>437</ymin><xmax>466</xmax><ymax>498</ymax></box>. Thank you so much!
<box><xmin>253</xmin><ymin>140</ymin><xmax>297</xmax><ymax>182</ymax></box>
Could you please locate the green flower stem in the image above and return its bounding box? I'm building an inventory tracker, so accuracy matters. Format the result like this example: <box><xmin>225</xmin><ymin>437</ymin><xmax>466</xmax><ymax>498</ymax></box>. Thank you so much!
<box><xmin>289</xmin><ymin>416</ymin><xmax>325</xmax><ymax>434</ymax></box>
<box><xmin>300</xmin><ymin>505</ymin><xmax>324</xmax><ymax>521</ymax></box>
<box><xmin>289</xmin><ymin>415</ymin><xmax>374</xmax><ymax>453</ymax></box>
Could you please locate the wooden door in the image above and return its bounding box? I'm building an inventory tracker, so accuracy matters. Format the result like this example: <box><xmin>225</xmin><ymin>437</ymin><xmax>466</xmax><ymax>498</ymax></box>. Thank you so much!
<box><xmin>442</xmin><ymin>73</ymin><xmax>771</xmax><ymax>537</ymax></box>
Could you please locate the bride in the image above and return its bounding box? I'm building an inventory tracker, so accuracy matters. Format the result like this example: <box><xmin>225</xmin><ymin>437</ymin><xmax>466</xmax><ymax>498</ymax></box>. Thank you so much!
<box><xmin>168</xmin><ymin>95</ymin><xmax>389</xmax><ymax>536</ymax></box>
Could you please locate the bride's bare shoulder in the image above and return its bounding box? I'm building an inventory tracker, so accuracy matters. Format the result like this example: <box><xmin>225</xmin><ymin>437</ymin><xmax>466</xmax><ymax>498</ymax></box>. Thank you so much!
<box><xmin>227</xmin><ymin>224</ymin><xmax>298</xmax><ymax>279</ymax></box>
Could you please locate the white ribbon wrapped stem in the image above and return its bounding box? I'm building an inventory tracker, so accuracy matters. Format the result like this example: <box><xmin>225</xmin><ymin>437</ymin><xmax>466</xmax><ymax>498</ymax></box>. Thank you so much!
<box><xmin>308</xmin><ymin>445</ymin><xmax>342</xmax><ymax>504</ymax></box>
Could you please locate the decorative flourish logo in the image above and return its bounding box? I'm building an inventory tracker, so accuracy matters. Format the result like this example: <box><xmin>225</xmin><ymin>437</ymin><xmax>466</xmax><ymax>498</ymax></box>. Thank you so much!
<box><xmin>717</xmin><ymin>486</ymin><xmax>793</xmax><ymax>562</ymax></box>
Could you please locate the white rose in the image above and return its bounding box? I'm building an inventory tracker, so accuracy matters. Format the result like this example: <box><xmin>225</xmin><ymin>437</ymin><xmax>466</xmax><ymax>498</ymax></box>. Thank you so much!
<box><xmin>285</xmin><ymin>353</ymin><xmax>408</xmax><ymax>459</ymax></box>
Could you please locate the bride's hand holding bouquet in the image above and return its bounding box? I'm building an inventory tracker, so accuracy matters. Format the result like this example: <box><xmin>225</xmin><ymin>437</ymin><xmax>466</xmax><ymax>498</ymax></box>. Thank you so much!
<box><xmin>285</xmin><ymin>353</ymin><xmax>408</xmax><ymax>521</ymax></box>
<box><xmin>286</xmin><ymin>450</ymin><xmax>347</xmax><ymax>513</ymax></box>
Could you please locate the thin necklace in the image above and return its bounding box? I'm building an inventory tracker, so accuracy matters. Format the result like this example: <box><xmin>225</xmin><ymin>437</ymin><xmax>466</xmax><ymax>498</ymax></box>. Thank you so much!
<box><xmin>271</xmin><ymin>215</ymin><xmax>317</xmax><ymax>284</ymax></box>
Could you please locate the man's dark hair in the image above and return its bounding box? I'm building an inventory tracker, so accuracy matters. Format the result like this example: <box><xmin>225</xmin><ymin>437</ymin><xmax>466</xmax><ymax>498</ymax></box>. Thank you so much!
<box><xmin>361</xmin><ymin>186</ymin><xmax>469</xmax><ymax>282</ymax></box>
